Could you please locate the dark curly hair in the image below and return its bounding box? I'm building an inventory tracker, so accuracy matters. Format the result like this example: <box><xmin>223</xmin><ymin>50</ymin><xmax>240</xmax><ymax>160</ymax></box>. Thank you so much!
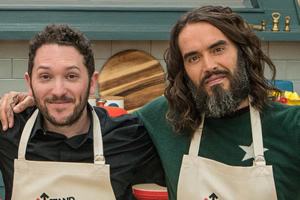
<box><xmin>164</xmin><ymin>6</ymin><xmax>280</xmax><ymax>137</ymax></box>
<box><xmin>28</xmin><ymin>24</ymin><xmax>95</xmax><ymax>79</ymax></box>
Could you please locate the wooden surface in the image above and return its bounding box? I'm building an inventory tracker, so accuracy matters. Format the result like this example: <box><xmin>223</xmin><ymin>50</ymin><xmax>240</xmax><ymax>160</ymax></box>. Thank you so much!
<box><xmin>98</xmin><ymin>50</ymin><xmax>165</xmax><ymax>112</ymax></box>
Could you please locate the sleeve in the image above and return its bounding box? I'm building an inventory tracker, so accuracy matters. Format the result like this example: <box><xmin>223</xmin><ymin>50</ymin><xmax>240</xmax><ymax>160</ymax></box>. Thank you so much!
<box><xmin>0</xmin><ymin>107</ymin><xmax>35</xmax><ymax>155</ymax></box>
<box><xmin>130</xmin><ymin>97</ymin><xmax>168</xmax><ymax>184</ymax></box>
<box><xmin>99</xmin><ymin>111</ymin><xmax>165</xmax><ymax>200</ymax></box>
<box><xmin>130</xmin><ymin>125</ymin><xmax>166</xmax><ymax>187</ymax></box>
<box><xmin>133</xmin><ymin>96</ymin><xmax>169</xmax><ymax>139</ymax></box>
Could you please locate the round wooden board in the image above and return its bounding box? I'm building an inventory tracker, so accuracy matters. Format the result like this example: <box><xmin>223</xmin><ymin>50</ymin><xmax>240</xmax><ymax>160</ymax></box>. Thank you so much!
<box><xmin>98</xmin><ymin>50</ymin><xmax>166</xmax><ymax>112</ymax></box>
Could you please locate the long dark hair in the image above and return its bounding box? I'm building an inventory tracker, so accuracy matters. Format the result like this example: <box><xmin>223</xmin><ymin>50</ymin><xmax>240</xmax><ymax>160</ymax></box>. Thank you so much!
<box><xmin>164</xmin><ymin>6</ymin><xmax>280</xmax><ymax>138</ymax></box>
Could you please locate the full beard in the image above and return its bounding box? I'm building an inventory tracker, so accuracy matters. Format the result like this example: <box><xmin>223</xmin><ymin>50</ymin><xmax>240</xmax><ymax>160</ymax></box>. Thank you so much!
<box><xmin>32</xmin><ymin>88</ymin><xmax>89</xmax><ymax>127</ymax></box>
<box><xmin>187</xmin><ymin>55</ymin><xmax>250</xmax><ymax>118</ymax></box>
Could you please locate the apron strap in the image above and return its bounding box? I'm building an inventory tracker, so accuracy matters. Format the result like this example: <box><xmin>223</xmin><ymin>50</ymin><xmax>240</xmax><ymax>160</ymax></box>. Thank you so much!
<box><xmin>91</xmin><ymin>109</ymin><xmax>105</xmax><ymax>165</ymax></box>
<box><xmin>249</xmin><ymin>104</ymin><xmax>266</xmax><ymax>166</ymax></box>
<box><xmin>18</xmin><ymin>108</ymin><xmax>105</xmax><ymax>165</ymax></box>
<box><xmin>189</xmin><ymin>113</ymin><xmax>205</xmax><ymax>156</ymax></box>
<box><xmin>18</xmin><ymin>109</ymin><xmax>39</xmax><ymax>160</ymax></box>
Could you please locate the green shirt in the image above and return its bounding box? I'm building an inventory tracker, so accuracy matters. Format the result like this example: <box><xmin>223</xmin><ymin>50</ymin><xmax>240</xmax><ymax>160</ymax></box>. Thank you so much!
<box><xmin>134</xmin><ymin>96</ymin><xmax>300</xmax><ymax>200</ymax></box>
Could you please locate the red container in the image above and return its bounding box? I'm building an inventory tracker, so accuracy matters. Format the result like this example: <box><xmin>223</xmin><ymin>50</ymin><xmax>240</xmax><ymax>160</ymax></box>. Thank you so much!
<box><xmin>132</xmin><ymin>184</ymin><xmax>168</xmax><ymax>200</ymax></box>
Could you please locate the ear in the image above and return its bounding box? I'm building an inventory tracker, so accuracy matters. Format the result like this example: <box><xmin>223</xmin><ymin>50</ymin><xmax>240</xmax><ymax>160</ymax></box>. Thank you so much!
<box><xmin>89</xmin><ymin>72</ymin><xmax>99</xmax><ymax>95</ymax></box>
<box><xmin>25</xmin><ymin>72</ymin><xmax>34</xmax><ymax>97</ymax></box>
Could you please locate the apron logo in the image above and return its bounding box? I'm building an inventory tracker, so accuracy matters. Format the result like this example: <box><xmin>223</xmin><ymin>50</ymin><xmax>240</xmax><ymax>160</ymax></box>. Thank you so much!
<box><xmin>36</xmin><ymin>192</ymin><xmax>75</xmax><ymax>200</ymax></box>
<box><xmin>204</xmin><ymin>193</ymin><xmax>219</xmax><ymax>200</ymax></box>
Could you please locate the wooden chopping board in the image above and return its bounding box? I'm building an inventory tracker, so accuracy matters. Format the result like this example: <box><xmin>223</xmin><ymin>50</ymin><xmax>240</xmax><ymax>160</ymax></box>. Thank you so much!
<box><xmin>98</xmin><ymin>50</ymin><xmax>166</xmax><ymax>112</ymax></box>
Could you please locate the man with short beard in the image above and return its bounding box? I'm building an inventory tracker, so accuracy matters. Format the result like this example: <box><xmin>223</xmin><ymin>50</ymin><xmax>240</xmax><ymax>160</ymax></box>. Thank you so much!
<box><xmin>0</xmin><ymin>24</ymin><xmax>164</xmax><ymax>200</ymax></box>
<box><xmin>1</xmin><ymin>5</ymin><xmax>300</xmax><ymax>200</ymax></box>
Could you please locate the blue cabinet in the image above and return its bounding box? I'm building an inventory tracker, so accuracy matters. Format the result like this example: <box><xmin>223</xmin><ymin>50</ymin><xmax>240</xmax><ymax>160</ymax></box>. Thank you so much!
<box><xmin>0</xmin><ymin>0</ymin><xmax>299</xmax><ymax>41</ymax></box>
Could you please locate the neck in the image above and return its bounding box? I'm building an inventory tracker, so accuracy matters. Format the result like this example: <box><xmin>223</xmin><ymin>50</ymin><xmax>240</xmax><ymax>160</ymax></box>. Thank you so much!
<box><xmin>237</xmin><ymin>98</ymin><xmax>249</xmax><ymax>110</ymax></box>
<box><xmin>43</xmin><ymin>107</ymin><xmax>90</xmax><ymax>138</ymax></box>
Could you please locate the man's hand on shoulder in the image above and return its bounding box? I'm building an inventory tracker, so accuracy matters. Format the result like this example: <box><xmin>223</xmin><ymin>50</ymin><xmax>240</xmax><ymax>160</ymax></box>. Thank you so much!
<box><xmin>0</xmin><ymin>91</ymin><xmax>35</xmax><ymax>131</ymax></box>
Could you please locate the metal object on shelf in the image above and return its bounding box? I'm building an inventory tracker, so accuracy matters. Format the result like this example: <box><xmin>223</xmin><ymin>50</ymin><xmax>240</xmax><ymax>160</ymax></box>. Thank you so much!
<box><xmin>249</xmin><ymin>24</ymin><xmax>263</xmax><ymax>31</ymax></box>
<box><xmin>284</xmin><ymin>16</ymin><xmax>291</xmax><ymax>32</ymax></box>
<box><xmin>271</xmin><ymin>12</ymin><xmax>280</xmax><ymax>31</ymax></box>
<box><xmin>261</xmin><ymin>19</ymin><xmax>266</xmax><ymax>31</ymax></box>
<box><xmin>248</xmin><ymin>19</ymin><xmax>266</xmax><ymax>31</ymax></box>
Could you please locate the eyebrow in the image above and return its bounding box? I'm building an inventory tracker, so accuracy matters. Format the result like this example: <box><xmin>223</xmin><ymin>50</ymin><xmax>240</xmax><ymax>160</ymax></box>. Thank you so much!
<box><xmin>182</xmin><ymin>40</ymin><xmax>228</xmax><ymax>60</ymax></box>
<box><xmin>37</xmin><ymin>65</ymin><xmax>81</xmax><ymax>72</ymax></box>
<box><xmin>37</xmin><ymin>66</ymin><xmax>50</xmax><ymax>70</ymax></box>
<box><xmin>183</xmin><ymin>51</ymin><xmax>198</xmax><ymax>60</ymax></box>
<box><xmin>208</xmin><ymin>40</ymin><xmax>228</xmax><ymax>50</ymax></box>
<box><xmin>66</xmin><ymin>66</ymin><xmax>81</xmax><ymax>72</ymax></box>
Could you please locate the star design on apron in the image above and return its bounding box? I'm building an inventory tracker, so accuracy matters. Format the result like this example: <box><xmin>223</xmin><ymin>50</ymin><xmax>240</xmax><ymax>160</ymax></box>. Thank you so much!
<box><xmin>239</xmin><ymin>143</ymin><xmax>269</xmax><ymax>161</ymax></box>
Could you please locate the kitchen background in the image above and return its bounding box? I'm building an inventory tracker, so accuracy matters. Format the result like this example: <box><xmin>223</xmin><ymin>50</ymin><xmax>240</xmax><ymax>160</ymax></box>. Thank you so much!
<box><xmin>0</xmin><ymin>40</ymin><xmax>300</xmax><ymax>98</ymax></box>
<box><xmin>0</xmin><ymin>0</ymin><xmax>300</xmax><ymax>198</ymax></box>
<box><xmin>1</xmin><ymin>0</ymin><xmax>300</xmax><ymax>100</ymax></box>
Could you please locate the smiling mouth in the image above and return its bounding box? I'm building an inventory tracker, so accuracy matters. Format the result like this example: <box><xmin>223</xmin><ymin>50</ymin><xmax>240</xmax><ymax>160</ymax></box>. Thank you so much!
<box><xmin>205</xmin><ymin>74</ymin><xmax>227</xmax><ymax>86</ymax></box>
<box><xmin>46</xmin><ymin>101</ymin><xmax>74</xmax><ymax>109</ymax></box>
<box><xmin>49</xmin><ymin>101</ymin><xmax>71</xmax><ymax>104</ymax></box>
<box><xmin>46</xmin><ymin>96</ymin><xmax>75</xmax><ymax>104</ymax></box>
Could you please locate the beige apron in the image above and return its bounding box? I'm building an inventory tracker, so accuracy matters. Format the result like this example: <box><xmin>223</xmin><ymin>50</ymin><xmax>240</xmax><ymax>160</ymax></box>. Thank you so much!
<box><xmin>11</xmin><ymin>109</ymin><xmax>116</xmax><ymax>200</ymax></box>
<box><xmin>177</xmin><ymin>105</ymin><xmax>277</xmax><ymax>200</ymax></box>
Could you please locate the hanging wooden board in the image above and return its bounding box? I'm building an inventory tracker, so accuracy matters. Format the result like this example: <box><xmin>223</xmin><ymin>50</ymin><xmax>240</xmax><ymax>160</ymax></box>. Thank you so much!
<box><xmin>98</xmin><ymin>50</ymin><xmax>166</xmax><ymax>112</ymax></box>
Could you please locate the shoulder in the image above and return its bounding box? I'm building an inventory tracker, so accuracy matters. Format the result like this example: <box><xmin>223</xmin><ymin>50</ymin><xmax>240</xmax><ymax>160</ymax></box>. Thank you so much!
<box><xmin>134</xmin><ymin>96</ymin><xmax>168</xmax><ymax>119</ymax></box>
<box><xmin>93</xmin><ymin>106</ymin><xmax>142</xmax><ymax>125</ymax></box>
<box><xmin>262</xmin><ymin>101</ymin><xmax>300</xmax><ymax>140</ymax></box>
<box><xmin>263</xmin><ymin>101</ymin><xmax>300</xmax><ymax>119</ymax></box>
<box><xmin>93</xmin><ymin>106</ymin><xmax>145</xmax><ymax>137</ymax></box>
<box><xmin>144</xmin><ymin>96</ymin><xmax>168</xmax><ymax>109</ymax></box>
<box><xmin>1</xmin><ymin>107</ymin><xmax>36</xmax><ymax>133</ymax></box>
<box><xmin>0</xmin><ymin>107</ymin><xmax>36</xmax><ymax>157</ymax></box>
<box><xmin>16</xmin><ymin>106</ymin><xmax>36</xmax><ymax>121</ymax></box>
<box><xmin>133</xmin><ymin>96</ymin><xmax>171</xmax><ymax>137</ymax></box>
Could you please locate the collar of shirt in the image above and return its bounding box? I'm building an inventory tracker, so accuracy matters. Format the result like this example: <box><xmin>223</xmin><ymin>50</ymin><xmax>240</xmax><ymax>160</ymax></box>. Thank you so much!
<box><xmin>220</xmin><ymin>106</ymin><xmax>250</xmax><ymax>119</ymax></box>
<box><xmin>29</xmin><ymin>104</ymin><xmax>94</xmax><ymax>149</ymax></box>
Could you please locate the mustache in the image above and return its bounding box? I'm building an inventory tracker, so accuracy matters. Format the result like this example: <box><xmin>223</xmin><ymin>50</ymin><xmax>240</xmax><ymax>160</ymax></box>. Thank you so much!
<box><xmin>200</xmin><ymin>70</ymin><xmax>230</xmax><ymax>86</ymax></box>
<box><xmin>45</xmin><ymin>95</ymin><xmax>75</xmax><ymax>103</ymax></box>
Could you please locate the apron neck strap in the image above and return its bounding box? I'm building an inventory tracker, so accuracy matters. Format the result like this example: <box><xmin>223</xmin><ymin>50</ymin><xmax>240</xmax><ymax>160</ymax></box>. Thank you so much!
<box><xmin>18</xmin><ymin>109</ymin><xmax>39</xmax><ymax>160</ymax></box>
<box><xmin>189</xmin><ymin>113</ymin><xmax>205</xmax><ymax>156</ymax></box>
<box><xmin>189</xmin><ymin>100</ymin><xmax>266</xmax><ymax>166</ymax></box>
<box><xmin>249</xmin><ymin>103</ymin><xmax>266</xmax><ymax>166</ymax></box>
<box><xmin>18</xmin><ymin>108</ymin><xmax>105</xmax><ymax>165</ymax></box>
<box><xmin>91</xmin><ymin>109</ymin><xmax>105</xmax><ymax>164</ymax></box>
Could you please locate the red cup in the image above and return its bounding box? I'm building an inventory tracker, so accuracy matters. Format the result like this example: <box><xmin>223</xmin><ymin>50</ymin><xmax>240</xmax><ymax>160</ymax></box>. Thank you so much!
<box><xmin>132</xmin><ymin>184</ymin><xmax>168</xmax><ymax>200</ymax></box>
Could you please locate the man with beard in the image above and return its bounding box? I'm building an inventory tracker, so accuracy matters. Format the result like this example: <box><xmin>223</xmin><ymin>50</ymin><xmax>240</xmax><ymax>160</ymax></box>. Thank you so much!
<box><xmin>136</xmin><ymin>6</ymin><xmax>300</xmax><ymax>200</ymax></box>
<box><xmin>1</xmin><ymin>6</ymin><xmax>300</xmax><ymax>200</ymax></box>
<box><xmin>0</xmin><ymin>24</ymin><xmax>164</xmax><ymax>200</ymax></box>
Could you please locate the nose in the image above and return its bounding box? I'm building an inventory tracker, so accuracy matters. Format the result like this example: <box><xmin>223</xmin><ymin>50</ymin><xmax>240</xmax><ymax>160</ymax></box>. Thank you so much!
<box><xmin>202</xmin><ymin>54</ymin><xmax>218</xmax><ymax>73</ymax></box>
<box><xmin>51</xmin><ymin>78</ymin><xmax>67</xmax><ymax>97</ymax></box>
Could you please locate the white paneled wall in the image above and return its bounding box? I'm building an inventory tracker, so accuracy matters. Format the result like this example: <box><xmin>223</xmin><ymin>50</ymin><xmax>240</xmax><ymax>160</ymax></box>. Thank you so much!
<box><xmin>263</xmin><ymin>41</ymin><xmax>300</xmax><ymax>93</ymax></box>
<box><xmin>0</xmin><ymin>40</ymin><xmax>299</xmax><ymax>98</ymax></box>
